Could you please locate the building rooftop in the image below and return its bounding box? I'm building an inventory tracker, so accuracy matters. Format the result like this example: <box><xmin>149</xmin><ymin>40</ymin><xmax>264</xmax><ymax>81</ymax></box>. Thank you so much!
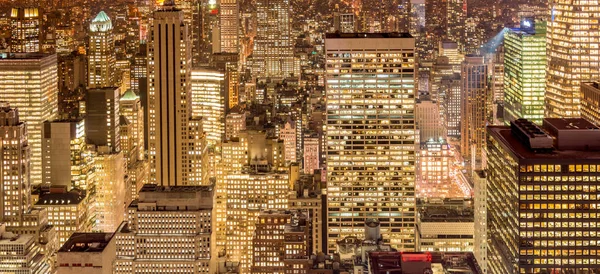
<box><xmin>36</xmin><ymin>190</ymin><xmax>86</xmax><ymax>206</ymax></box>
<box><xmin>58</xmin><ymin>233</ymin><xmax>114</xmax><ymax>253</ymax></box>
<box><xmin>90</xmin><ymin>11</ymin><xmax>112</xmax><ymax>32</ymax></box>
<box><xmin>582</xmin><ymin>81</ymin><xmax>600</xmax><ymax>91</ymax></box>
<box><xmin>138</xmin><ymin>184</ymin><xmax>213</xmax><ymax>193</ymax></box>
<box><xmin>0</xmin><ymin>52</ymin><xmax>54</xmax><ymax>60</ymax></box>
<box><xmin>0</xmin><ymin>232</ymin><xmax>34</xmax><ymax>246</ymax></box>
<box><xmin>488</xmin><ymin>118</ymin><xmax>600</xmax><ymax>160</ymax></box>
<box><xmin>325</xmin><ymin>32</ymin><xmax>413</xmax><ymax>39</ymax></box>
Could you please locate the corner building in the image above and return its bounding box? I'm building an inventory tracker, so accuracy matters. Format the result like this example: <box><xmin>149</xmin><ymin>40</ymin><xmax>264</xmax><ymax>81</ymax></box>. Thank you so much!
<box><xmin>486</xmin><ymin>118</ymin><xmax>600</xmax><ymax>274</ymax></box>
<box><xmin>325</xmin><ymin>33</ymin><xmax>417</xmax><ymax>252</ymax></box>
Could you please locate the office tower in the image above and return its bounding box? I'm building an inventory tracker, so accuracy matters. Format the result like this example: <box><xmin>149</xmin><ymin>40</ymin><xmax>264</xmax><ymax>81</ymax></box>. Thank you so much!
<box><xmin>303</xmin><ymin>133</ymin><xmax>320</xmax><ymax>174</ymax></box>
<box><xmin>581</xmin><ymin>82</ymin><xmax>600</xmax><ymax>126</ymax></box>
<box><xmin>93</xmin><ymin>149</ymin><xmax>125</xmax><ymax>232</ymax></box>
<box><xmin>120</xmin><ymin>90</ymin><xmax>145</xmax><ymax>161</ymax></box>
<box><xmin>447</xmin><ymin>0</ymin><xmax>466</xmax><ymax>51</ymax></box>
<box><xmin>226</xmin><ymin>168</ymin><xmax>293</xmax><ymax>273</ymax></box>
<box><xmin>225</xmin><ymin>108</ymin><xmax>246</xmax><ymax>140</ymax></box>
<box><xmin>438</xmin><ymin>41</ymin><xmax>463</xmax><ymax>72</ymax></box>
<box><xmin>251</xmin><ymin>211</ymin><xmax>310</xmax><ymax>274</ymax></box>
<box><xmin>473</xmin><ymin>170</ymin><xmax>488</xmax><ymax>274</ymax></box>
<box><xmin>86</xmin><ymin>87</ymin><xmax>120</xmax><ymax>153</ymax></box>
<box><xmin>280</xmin><ymin>120</ymin><xmax>297</xmax><ymax>163</ymax></box>
<box><xmin>130</xmin><ymin>45</ymin><xmax>147</xmax><ymax>95</ymax></box>
<box><xmin>148</xmin><ymin>2</ymin><xmax>206</xmax><ymax>186</ymax></box>
<box><xmin>334</xmin><ymin>13</ymin><xmax>355</xmax><ymax>33</ymax></box>
<box><xmin>114</xmin><ymin>184</ymin><xmax>214</xmax><ymax>274</ymax></box>
<box><xmin>487</xmin><ymin>118</ymin><xmax>600</xmax><ymax>274</ymax></box>
<box><xmin>288</xmin><ymin>173</ymin><xmax>325</xmax><ymax>253</ymax></box>
<box><xmin>325</xmin><ymin>33</ymin><xmax>416</xmax><ymax>252</ymax></box>
<box><xmin>409</xmin><ymin>0</ymin><xmax>426</xmax><ymax>36</ymax></box>
<box><xmin>212</xmin><ymin>53</ymin><xmax>240</xmax><ymax>111</ymax></box>
<box><xmin>0</xmin><ymin>53</ymin><xmax>58</xmax><ymax>186</ymax></box>
<box><xmin>57</xmin><ymin>52</ymin><xmax>87</xmax><ymax>117</ymax></box>
<box><xmin>36</xmin><ymin>188</ymin><xmax>92</xmax><ymax>245</ymax></box>
<box><xmin>120</xmin><ymin>117</ymin><xmax>135</xmax><ymax>166</ymax></box>
<box><xmin>441</xmin><ymin>73</ymin><xmax>462</xmax><ymax>139</ymax></box>
<box><xmin>491</xmin><ymin>47</ymin><xmax>505</xmax><ymax>105</ymax></box>
<box><xmin>0</xmin><ymin>104</ymin><xmax>30</xmax><ymax>226</ymax></box>
<box><xmin>0</xmin><ymin>224</ymin><xmax>49</xmax><ymax>274</ymax></box>
<box><xmin>417</xmin><ymin>140</ymin><xmax>452</xmax><ymax>194</ymax></box>
<box><xmin>460</xmin><ymin>55</ymin><xmax>489</xmax><ymax>169</ymax></box>
<box><xmin>191</xmin><ymin>68</ymin><xmax>225</xmax><ymax>145</ymax></box>
<box><xmin>10</xmin><ymin>7</ymin><xmax>40</xmax><ymax>53</ymax></box>
<box><xmin>546</xmin><ymin>0</ymin><xmax>600</xmax><ymax>118</ymax></box>
<box><xmin>88</xmin><ymin>11</ymin><xmax>116</xmax><ymax>88</ymax></box>
<box><xmin>253</xmin><ymin>0</ymin><xmax>294</xmax><ymax>78</ymax></box>
<box><xmin>220</xmin><ymin>0</ymin><xmax>239</xmax><ymax>52</ymax></box>
<box><xmin>415</xmin><ymin>97</ymin><xmax>444</xmax><ymax>142</ymax></box>
<box><xmin>416</xmin><ymin>200</ymin><xmax>474</xmax><ymax>252</ymax></box>
<box><xmin>57</xmin><ymin>233</ymin><xmax>116</xmax><ymax>274</ymax></box>
<box><xmin>503</xmin><ymin>21</ymin><xmax>546</xmax><ymax>125</ymax></box>
<box><xmin>42</xmin><ymin>119</ymin><xmax>94</xmax><ymax>190</ymax></box>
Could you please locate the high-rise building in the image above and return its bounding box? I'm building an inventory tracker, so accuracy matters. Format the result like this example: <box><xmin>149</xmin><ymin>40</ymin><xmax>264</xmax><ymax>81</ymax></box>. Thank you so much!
<box><xmin>503</xmin><ymin>21</ymin><xmax>546</xmax><ymax>125</ymax></box>
<box><xmin>191</xmin><ymin>68</ymin><xmax>225</xmax><ymax>145</ymax></box>
<box><xmin>446</xmin><ymin>0</ymin><xmax>466</xmax><ymax>51</ymax></box>
<box><xmin>302</xmin><ymin>133</ymin><xmax>320</xmax><ymax>174</ymax></box>
<box><xmin>251</xmin><ymin>211</ymin><xmax>310</xmax><ymax>274</ymax></box>
<box><xmin>220</xmin><ymin>0</ymin><xmax>239</xmax><ymax>53</ymax></box>
<box><xmin>325</xmin><ymin>33</ymin><xmax>417</xmax><ymax>252</ymax></box>
<box><xmin>441</xmin><ymin>73</ymin><xmax>462</xmax><ymax>139</ymax></box>
<box><xmin>473</xmin><ymin>170</ymin><xmax>488</xmax><ymax>274</ymax></box>
<box><xmin>130</xmin><ymin>45</ymin><xmax>147</xmax><ymax>95</ymax></box>
<box><xmin>415</xmin><ymin>97</ymin><xmax>444</xmax><ymax>142</ymax></box>
<box><xmin>86</xmin><ymin>87</ymin><xmax>120</xmax><ymax>153</ymax></box>
<box><xmin>57</xmin><ymin>232</ymin><xmax>116</xmax><ymax>274</ymax></box>
<box><xmin>333</xmin><ymin>13</ymin><xmax>355</xmax><ymax>33</ymax></box>
<box><xmin>35</xmin><ymin>188</ymin><xmax>92</xmax><ymax>245</ymax></box>
<box><xmin>280</xmin><ymin>120</ymin><xmax>297</xmax><ymax>163</ymax></box>
<box><xmin>460</xmin><ymin>55</ymin><xmax>489</xmax><ymax>169</ymax></box>
<box><xmin>148</xmin><ymin>2</ymin><xmax>206</xmax><ymax>186</ymax></box>
<box><xmin>0</xmin><ymin>104</ymin><xmax>30</xmax><ymax>226</ymax></box>
<box><xmin>93</xmin><ymin>148</ymin><xmax>125</xmax><ymax>232</ymax></box>
<box><xmin>487</xmin><ymin>118</ymin><xmax>600</xmax><ymax>273</ymax></box>
<box><xmin>416</xmin><ymin>201</ymin><xmax>474</xmax><ymax>252</ymax></box>
<box><xmin>120</xmin><ymin>90</ymin><xmax>145</xmax><ymax>161</ymax></box>
<box><xmin>88</xmin><ymin>11</ymin><xmax>116</xmax><ymax>88</ymax></box>
<box><xmin>253</xmin><ymin>0</ymin><xmax>294</xmax><ymax>78</ymax></box>
<box><xmin>114</xmin><ymin>184</ymin><xmax>214</xmax><ymax>274</ymax></box>
<box><xmin>225</xmin><ymin>168</ymin><xmax>293</xmax><ymax>273</ymax></box>
<box><xmin>0</xmin><ymin>224</ymin><xmax>50</xmax><ymax>274</ymax></box>
<box><xmin>225</xmin><ymin>107</ymin><xmax>246</xmax><ymax>140</ymax></box>
<box><xmin>546</xmin><ymin>0</ymin><xmax>600</xmax><ymax>118</ymax></box>
<box><xmin>42</xmin><ymin>119</ymin><xmax>94</xmax><ymax>190</ymax></box>
<box><xmin>581</xmin><ymin>81</ymin><xmax>600</xmax><ymax>126</ymax></box>
<box><xmin>0</xmin><ymin>53</ymin><xmax>58</xmax><ymax>186</ymax></box>
<box><xmin>409</xmin><ymin>0</ymin><xmax>426</xmax><ymax>36</ymax></box>
<box><xmin>10</xmin><ymin>7</ymin><xmax>40</xmax><ymax>53</ymax></box>
<box><xmin>288</xmin><ymin>173</ymin><xmax>325</xmax><ymax>253</ymax></box>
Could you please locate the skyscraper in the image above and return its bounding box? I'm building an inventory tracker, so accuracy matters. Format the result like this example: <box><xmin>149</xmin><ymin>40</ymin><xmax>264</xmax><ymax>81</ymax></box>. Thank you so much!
<box><xmin>487</xmin><ymin>118</ymin><xmax>600</xmax><ymax>273</ymax></box>
<box><xmin>147</xmin><ymin>2</ymin><xmax>205</xmax><ymax>186</ymax></box>
<box><xmin>546</xmin><ymin>0</ymin><xmax>600</xmax><ymax>118</ymax></box>
<box><xmin>446</xmin><ymin>0</ymin><xmax>466</xmax><ymax>51</ymax></box>
<box><xmin>10</xmin><ymin>7</ymin><xmax>40</xmax><ymax>53</ymax></box>
<box><xmin>86</xmin><ymin>87</ymin><xmax>121</xmax><ymax>153</ymax></box>
<box><xmin>88</xmin><ymin>11</ymin><xmax>116</xmax><ymax>88</ymax></box>
<box><xmin>120</xmin><ymin>90</ymin><xmax>145</xmax><ymax>161</ymax></box>
<box><xmin>0</xmin><ymin>53</ymin><xmax>58</xmax><ymax>186</ymax></box>
<box><xmin>253</xmin><ymin>0</ymin><xmax>294</xmax><ymax>78</ymax></box>
<box><xmin>441</xmin><ymin>73</ymin><xmax>462</xmax><ymax>139</ymax></box>
<box><xmin>503</xmin><ymin>21</ymin><xmax>546</xmax><ymax>125</ymax></box>
<box><xmin>460</xmin><ymin>55</ymin><xmax>489</xmax><ymax>169</ymax></box>
<box><xmin>0</xmin><ymin>104</ymin><xmax>30</xmax><ymax>227</ymax></box>
<box><xmin>220</xmin><ymin>0</ymin><xmax>239</xmax><ymax>53</ymax></box>
<box><xmin>190</xmin><ymin>68</ymin><xmax>225</xmax><ymax>145</ymax></box>
<box><xmin>581</xmin><ymin>81</ymin><xmax>600</xmax><ymax>126</ymax></box>
<box><xmin>325</xmin><ymin>33</ymin><xmax>417</xmax><ymax>252</ymax></box>
<box><xmin>42</xmin><ymin>119</ymin><xmax>94</xmax><ymax>190</ymax></box>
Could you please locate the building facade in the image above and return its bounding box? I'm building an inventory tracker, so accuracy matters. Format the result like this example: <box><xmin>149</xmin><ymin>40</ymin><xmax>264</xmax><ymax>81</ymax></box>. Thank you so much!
<box><xmin>0</xmin><ymin>53</ymin><xmax>58</xmax><ymax>185</ymax></box>
<box><xmin>88</xmin><ymin>11</ymin><xmax>116</xmax><ymax>88</ymax></box>
<box><xmin>325</xmin><ymin>33</ymin><xmax>417</xmax><ymax>252</ymax></box>
<box><xmin>190</xmin><ymin>68</ymin><xmax>225</xmax><ymax>145</ymax></box>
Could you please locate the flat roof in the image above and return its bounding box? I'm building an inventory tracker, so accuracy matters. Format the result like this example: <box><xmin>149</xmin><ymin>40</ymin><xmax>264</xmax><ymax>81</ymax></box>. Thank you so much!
<box><xmin>488</xmin><ymin>126</ymin><xmax>600</xmax><ymax>161</ymax></box>
<box><xmin>544</xmin><ymin>118</ymin><xmax>598</xmax><ymax>131</ymax></box>
<box><xmin>582</xmin><ymin>81</ymin><xmax>600</xmax><ymax>90</ymax></box>
<box><xmin>58</xmin><ymin>233</ymin><xmax>114</xmax><ymax>253</ymax></box>
<box><xmin>139</xmin><ymin>184</ymin><xmax>213</xmax><ymax>193</ymax></box>
<box><xmin>36</xmin><ymin>190</ymin><xmax>86</xmax><ymax>206</ymax></box>
<box><xmin>326</xmin><ymin>32</ymin><xmax>413</xmax><ymax>39</ymax></box>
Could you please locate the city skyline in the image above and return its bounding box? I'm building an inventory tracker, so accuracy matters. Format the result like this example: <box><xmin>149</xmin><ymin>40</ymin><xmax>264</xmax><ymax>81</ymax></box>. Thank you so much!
<box><xmin>0</xmin><ymin>0</ymin><xmax>598</xmax><ymax>273</ymax></box>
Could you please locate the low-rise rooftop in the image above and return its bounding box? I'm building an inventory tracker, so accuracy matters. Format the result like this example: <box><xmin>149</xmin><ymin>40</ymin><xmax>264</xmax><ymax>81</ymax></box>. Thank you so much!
<box><xmin>58</xmin><ymin>233</ymin><xmax>114</xmax><ymax>253</ymax></box>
